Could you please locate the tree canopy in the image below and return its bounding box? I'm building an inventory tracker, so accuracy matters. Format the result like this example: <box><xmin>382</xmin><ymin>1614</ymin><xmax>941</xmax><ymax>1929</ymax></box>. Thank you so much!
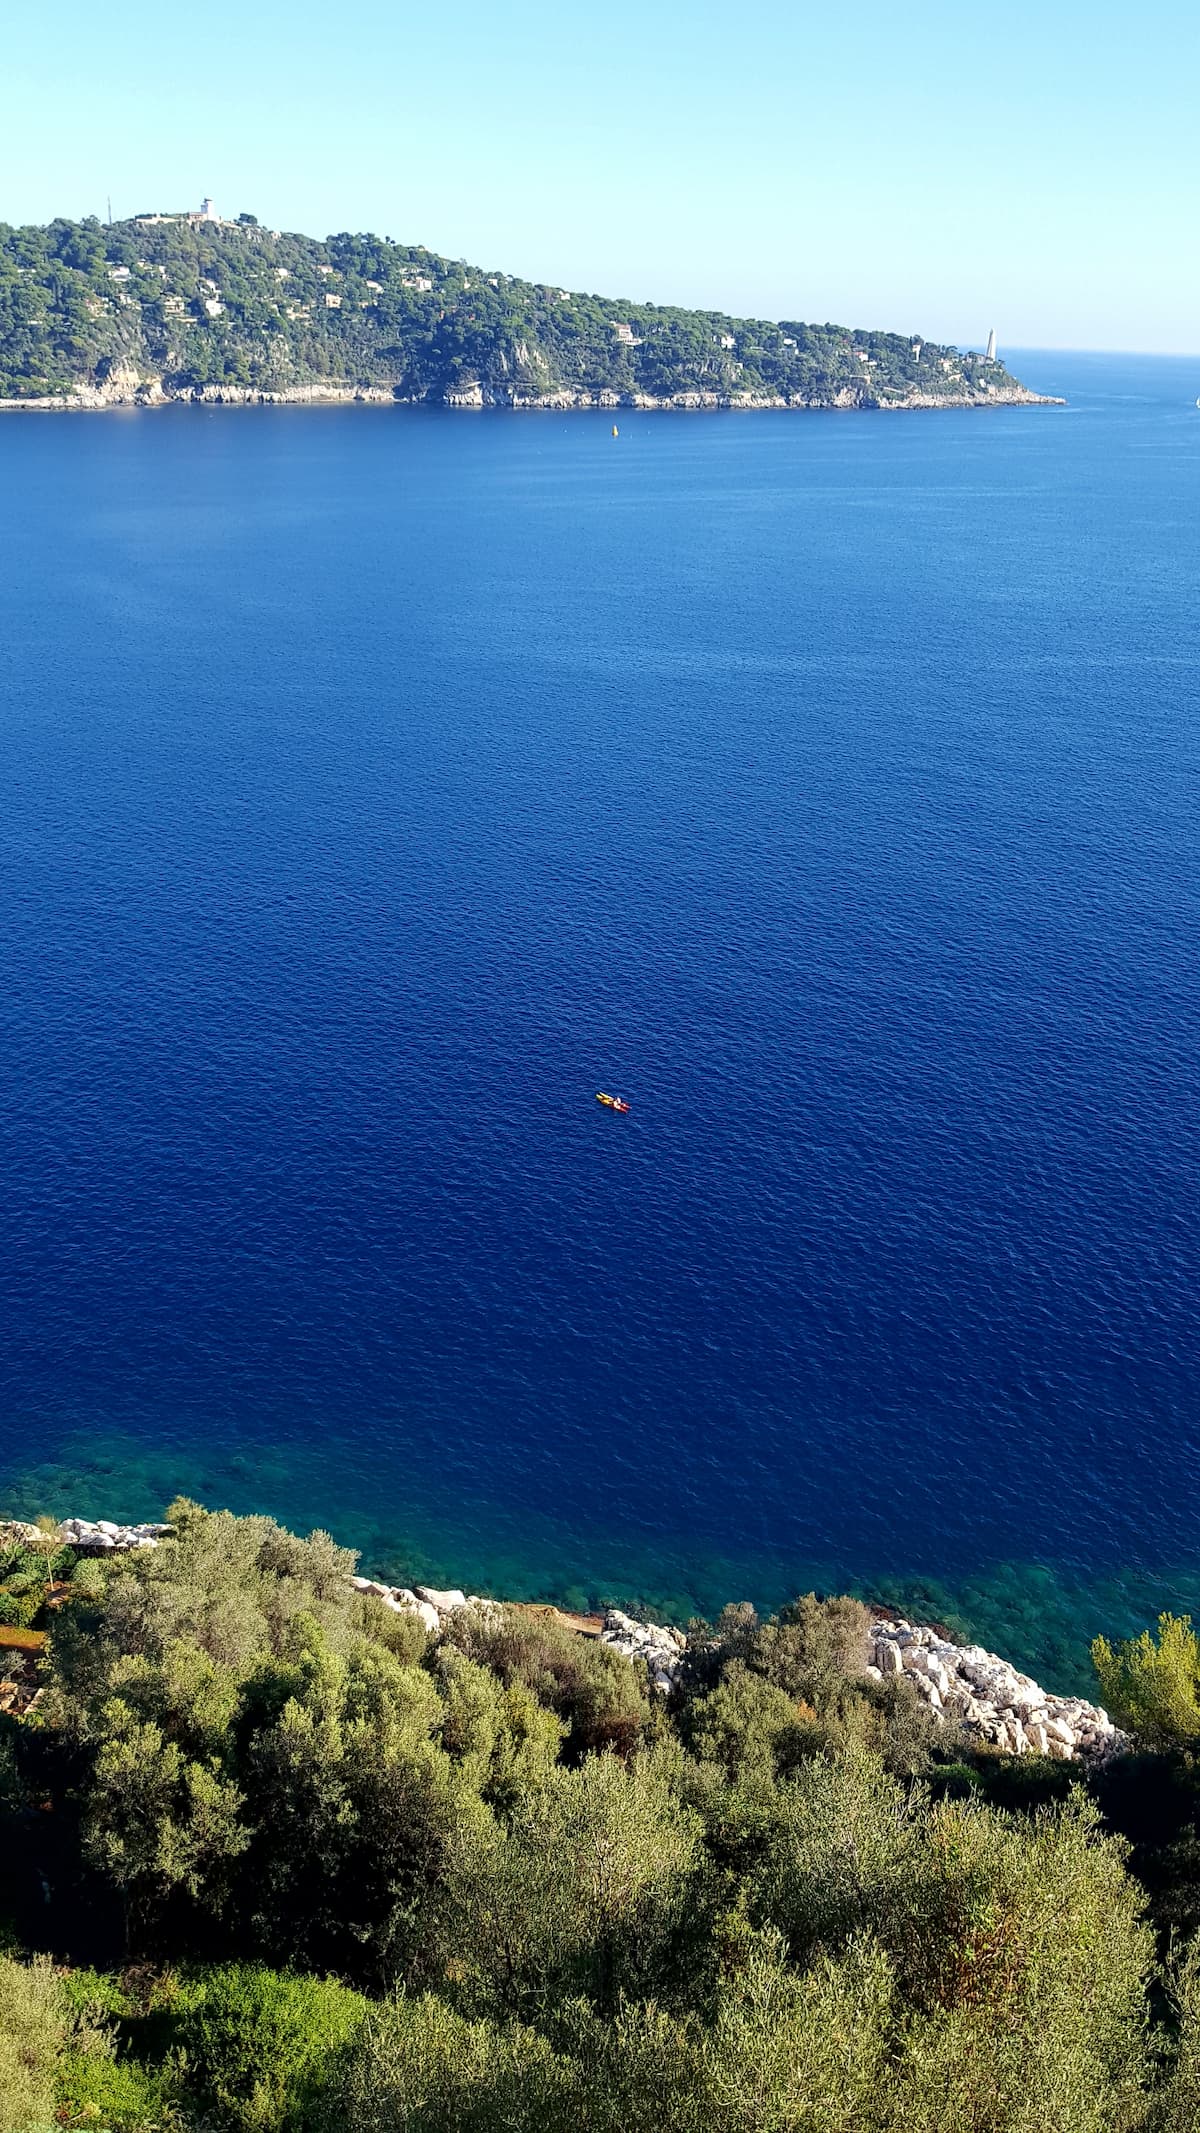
<box><xmin>2</xmin><ymin>1505</ymin><xmax>1200</xmax><ymax>2129</ymax></box>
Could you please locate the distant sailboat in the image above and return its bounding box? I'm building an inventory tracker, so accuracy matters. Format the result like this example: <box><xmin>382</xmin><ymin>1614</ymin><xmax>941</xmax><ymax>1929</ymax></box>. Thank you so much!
<box><xmin>612</xmin><ymin>424</ymin><xmax>619</xmax><ymax>437</ymax></box>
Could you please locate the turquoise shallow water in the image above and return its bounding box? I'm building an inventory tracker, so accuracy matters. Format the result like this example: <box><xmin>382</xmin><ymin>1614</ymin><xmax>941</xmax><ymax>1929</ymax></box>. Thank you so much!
<box><xmin>1</xmin><ymin>349</ymin><xmax>1197</xmax><ymax>1690</ymax></box>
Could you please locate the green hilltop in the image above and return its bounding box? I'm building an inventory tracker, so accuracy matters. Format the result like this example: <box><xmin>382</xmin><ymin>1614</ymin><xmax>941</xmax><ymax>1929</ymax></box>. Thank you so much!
<box><xmin>0</xmin><ymin>204</ymin><xmax>1044</xmax><ymax>410</ymax></box>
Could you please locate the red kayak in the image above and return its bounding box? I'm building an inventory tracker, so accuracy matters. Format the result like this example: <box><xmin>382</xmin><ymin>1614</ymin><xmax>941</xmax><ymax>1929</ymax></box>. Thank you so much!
<box><xmin>596</xmin><ymin>1092</ymin><xmax>630</xmax><ymax>1114</ymax></box>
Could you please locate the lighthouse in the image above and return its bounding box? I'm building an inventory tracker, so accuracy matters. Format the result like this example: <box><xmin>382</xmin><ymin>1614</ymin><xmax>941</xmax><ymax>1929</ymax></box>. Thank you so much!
<box><xmin>985</xmin><ymin>327</ymin><xmax>997</xmax><ymax>362</ymax></box>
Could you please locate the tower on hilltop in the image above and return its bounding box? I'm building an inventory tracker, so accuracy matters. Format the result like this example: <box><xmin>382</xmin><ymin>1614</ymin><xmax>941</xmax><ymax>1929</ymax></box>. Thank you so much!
<box><xmin>985</xmin><ymin>327</ymin><xmax>997</xmax><ymax>362</ymax></box>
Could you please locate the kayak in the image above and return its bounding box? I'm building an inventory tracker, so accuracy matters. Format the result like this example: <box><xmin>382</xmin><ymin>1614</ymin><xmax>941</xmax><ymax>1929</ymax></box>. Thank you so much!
<box><xmin>596</xmin><ymin>1092</ymin><xmax>630</xmax><ymax>1113</ymax></box>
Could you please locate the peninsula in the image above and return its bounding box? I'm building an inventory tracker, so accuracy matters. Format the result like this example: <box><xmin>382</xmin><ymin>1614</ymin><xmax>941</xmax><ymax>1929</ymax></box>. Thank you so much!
<box><xmin>0</xmin><ymin>200</ymin><xmax>1054</xmax><ymax>412</ymax></box>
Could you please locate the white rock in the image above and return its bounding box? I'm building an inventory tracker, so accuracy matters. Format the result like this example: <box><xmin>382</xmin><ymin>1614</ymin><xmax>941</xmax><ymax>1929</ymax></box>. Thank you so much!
<box><xmin>415</xmin><ymin>1587</ymin><xmax>469</xmax><ymax>1612</ymax></box>
<box><xmin>393</xmin><ymin>1593</ymin><xmax>439</xmax><ymax>1633</ymax></box>
<box><xmin>1013</xmin><ymin>1693</ymin><xmax>1046</xmax><ymax>1721</ymax></box>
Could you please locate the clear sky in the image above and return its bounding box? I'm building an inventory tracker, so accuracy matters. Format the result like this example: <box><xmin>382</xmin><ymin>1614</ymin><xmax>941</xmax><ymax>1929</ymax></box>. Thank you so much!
<box><xmin>3</xmin><ymin>0</ymin><xmax>1196</xmax><ymax>351</ymax></box>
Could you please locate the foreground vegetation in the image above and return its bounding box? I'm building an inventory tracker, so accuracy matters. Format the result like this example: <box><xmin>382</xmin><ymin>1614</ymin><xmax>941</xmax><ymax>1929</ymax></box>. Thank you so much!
<box><xmin>3</xmin><ymin>1506</ymin><xmax>1200</xmax><ymax>2129</ymax></box>
<box><xmin>0</xmin><ymin>211</ymin><xmax>1029</xmax><ymax>408</ymax></box>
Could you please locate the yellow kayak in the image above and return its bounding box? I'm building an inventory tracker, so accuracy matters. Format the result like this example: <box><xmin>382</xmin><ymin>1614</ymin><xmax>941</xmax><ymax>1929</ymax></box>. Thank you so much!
<box><xmin>596</xmin><ymin>1092</ymin><xmax>630</xmax><ymax>1113</ymax></box>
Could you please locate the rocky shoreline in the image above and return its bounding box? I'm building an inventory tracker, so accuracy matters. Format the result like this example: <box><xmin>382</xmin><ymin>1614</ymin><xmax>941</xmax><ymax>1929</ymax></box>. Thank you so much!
<box><xmin>867</xmin><ymin>1619</ymin><xmax>1126</xmax><ymax>1762</ymax></box>
<box><xmin>0</xmin><ymin>377</ymin><xmax>1061</xmax><ymax>415</ymax></box>
<box><xmin>39</xmin><ymin>1516</ymin><xmax>1124</xmax><ymax>1763</ymax></box>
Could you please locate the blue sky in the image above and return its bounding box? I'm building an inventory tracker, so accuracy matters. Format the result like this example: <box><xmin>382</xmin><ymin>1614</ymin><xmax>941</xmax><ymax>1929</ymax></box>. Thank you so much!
<box><xmin>3</xmin><ymin>0</ymin><xmax>1196</xmax><ymax>350</ymax></box>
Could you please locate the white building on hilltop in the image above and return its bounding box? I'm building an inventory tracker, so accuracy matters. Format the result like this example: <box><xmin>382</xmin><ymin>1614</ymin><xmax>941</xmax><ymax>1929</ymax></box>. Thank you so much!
<box><xmin>137</xmin><ymin>197</ymin><xmax>254</xmax><ymax>233</ymax></box>
<box><xmin>985</xmin><ymin>327</ymin><xmax>997</xmax><ymax>362</ymax></box>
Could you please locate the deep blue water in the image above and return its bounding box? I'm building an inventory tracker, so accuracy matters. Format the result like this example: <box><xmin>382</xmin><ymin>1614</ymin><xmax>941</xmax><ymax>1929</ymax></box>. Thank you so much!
<box><xmin>2</xmin><ymin>351</ymin><xmax>1198</xmax><ymax>1681</ymax></box>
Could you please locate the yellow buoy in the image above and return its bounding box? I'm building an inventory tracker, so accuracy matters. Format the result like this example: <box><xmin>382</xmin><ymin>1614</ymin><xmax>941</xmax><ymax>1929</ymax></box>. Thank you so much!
<box><xmin>612</xmin><ymin>424</ymin><xmax>619</xmax><ymax>437</ymax></box>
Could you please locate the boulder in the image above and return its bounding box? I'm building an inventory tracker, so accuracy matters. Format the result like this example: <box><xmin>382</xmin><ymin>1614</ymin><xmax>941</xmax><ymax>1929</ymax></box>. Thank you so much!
<box><xmin>59</xmin><ymin>1517</ymin><xmax>169</xmax><ymax>1553</ymax></box>
<box><xmin>0</xmin><ymin>1520</ymin><xmax>49</xmax><ymax>1548</ymax></box>
<box><xmin>389</xmin><ymin>1591</ymin><xmax>440</xmax><ymax>1633</ymax></box>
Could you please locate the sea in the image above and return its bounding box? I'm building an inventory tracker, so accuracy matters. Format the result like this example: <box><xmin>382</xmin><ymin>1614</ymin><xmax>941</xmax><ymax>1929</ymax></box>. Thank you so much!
<box><xmin>1</xmin><ymin>350</ymin><xmax>1197</xmax><ymax>1690</ymax></box>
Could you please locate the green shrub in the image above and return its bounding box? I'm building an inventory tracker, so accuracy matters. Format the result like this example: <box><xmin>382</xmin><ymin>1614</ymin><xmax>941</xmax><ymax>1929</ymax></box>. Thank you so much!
<box><xmin>172</xmin><ymin>1962</ymin><xmax>367</xmax><ymax>2131</ymax></box>
<box><xmin>0</xmin><ymin>1538</ymin><xmax>71</xmax><ymax>1586</ymax></box>
<box><xmin>0</xmin><ymin>1954</ymin><xmax>63</xmax><ymax>2133</ymax></box>
<box><xmin>747</xmin><ymin>1592</ymin><xmax>872</xmax><ymax>1700</ymax></box>
<box><xmin>435</xmin><ymin>1648</ymin><xmax>565</xmax><ymax>1808</ymax></box>
<box><xmin>441</xmin><ymin>1607</ymin><xmax>651</xmax><ymax>1759</ymax></box>
<box><xmin>1093</xmin><ymin>1614</ymin><xmax>1200</xmax><ymax>1747</ymax></box>
<box><xmin>0</xmin><ymin>1959</ymin><xmax>177</xmax><ymax>2131</ymax></box>
<box><xmin>0</xmin><ymin>1588</ymin><xmax>44</xmax><ymax>1630</ymax></box>
<box><xmin>557</xmin><ymin>1934</ymin><xmax>894</xmax><ymax>2133</ymax></box>
<box><xmin>1149</xmin><ymin>1938</ymin><xmax>1200</xmax><ymax>2133</ymax></box>
<box><xmin>59</xmin><ymin>1965</ymin><xmax>138</xmax><ymax>2021</ymax></box>
<box><xmin>445</xmin><ymin>1749</ymin><xmax>702</xmax><ymax>2021</ymax></box>
<box><xmin>56</xmin><ymin>2045</ymin><xmax>178</xmax><ymax>2131</ymax></box>
<box><xmin>678</xmin><ymin>1595</ymin><xmax>938</xmax><ymax>1778</ymax></box>
<box><xmin>682</xmin><ymin>1662</ymin><xmax>803</xmax><ymax>1781</ymax></box>
<box><xmin>318</xmin><ymin>1994</ymin><xmax>569</xmax><ymax>2133</ymax></box>
<box><xmin>44</xmin><ymin>1505</ymin><xmax>425</xmax><ymax>1945</ymax></box>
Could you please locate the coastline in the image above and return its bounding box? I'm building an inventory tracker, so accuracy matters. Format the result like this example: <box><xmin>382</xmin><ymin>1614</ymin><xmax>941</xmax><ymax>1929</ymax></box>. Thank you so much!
<box><xmin>0</xmin><ymin>381</ymin><xmax>1063</xmax><ymax>414</ymax></box>
<box><xmin>24</xmin><ymin>1513</ymin><xmax>1125</xmax><ymax>1764</ymax></box>
<box><xmin>4</xmin><ymin>1425</ymin><xmax>1187</xmax><ymax>1704</ymax></box>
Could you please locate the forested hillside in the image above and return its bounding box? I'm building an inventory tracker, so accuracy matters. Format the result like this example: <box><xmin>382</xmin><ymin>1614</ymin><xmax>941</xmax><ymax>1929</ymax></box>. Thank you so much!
<box><xmin>0</xmin><ymin>209</ymin><xmax>1043</xmax><ymax>409</ymax></box>
<box><xmin>4</xmin><ymin>1503</ymin><xmax>1200</xmax><ymax>2128</ymax></box>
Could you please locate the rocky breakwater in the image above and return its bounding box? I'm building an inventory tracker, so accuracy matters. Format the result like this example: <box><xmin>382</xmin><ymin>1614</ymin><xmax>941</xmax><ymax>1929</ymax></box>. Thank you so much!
<box><xmin>349</xmin><ymin>1576</ymin><xmax>503</xmax><ymax>1637</ymax></box>
<box><xmin>599</xmin><ymin>1608</ymin><xmax>686</xmax><ymax>1693</ymax></box>
<box><xmin>58</xmin><ymin>1516</ymin><xmax>174</xmax><ymax>1551</ymax></box>
<box><xmin>869</xmin><ymin>1619</ymin><xmax>1127</xmax><ymax>1760</ymax></box>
